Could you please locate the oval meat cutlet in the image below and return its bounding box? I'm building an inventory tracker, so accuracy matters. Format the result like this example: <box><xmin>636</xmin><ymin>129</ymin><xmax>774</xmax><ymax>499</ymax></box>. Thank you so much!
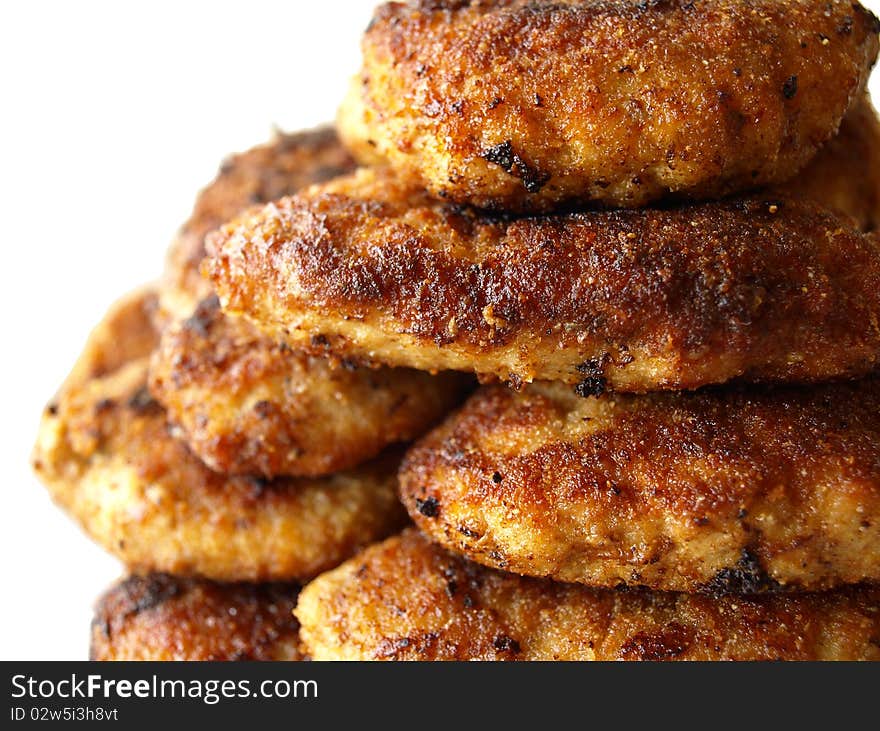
<box><xmin>295</xmin><ymin>531</ymin><xmax>880</xmax><ymax>661</ymax></box>
<box><xmin>400</xmin><ymin>381</ymin><xmax>880</xmax><ymax>593</ymax></box>
<box><xmin>339</xmin><ymin>0</ymin><xmax>880</xmax><ymax>212</ymax></box>
<box><xmin>153</xmin><ymin>125</ymin><xmax>469</xmax><ymax>477</ymax></box>
<box><xmin>160</xmin><ymin>126</ymin><xmax>355</xmax><ymax>323</ymax></box>
<box><xmin>91</xmin><ymin>574</ymin><xmax>304</xmax><ymax>661</ymax></box>
<box><xmin>150</xmin><ymin>296</ymin><xmax>472</xmax><ymax>478</ymax></box>
<box><xmin>31</xmin><ymin>290</ymin><xmax>407</xmax><ymax>582</ymax></box>
<box><xmin>206</xmin><ymin>169</ymin><xmax>880</xmax><ymax>390</ymax></box>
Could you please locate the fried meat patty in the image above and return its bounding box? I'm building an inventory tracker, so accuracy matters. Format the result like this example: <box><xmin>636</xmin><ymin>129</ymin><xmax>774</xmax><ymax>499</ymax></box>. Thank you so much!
<box><xmin>150</xmin><ymin>296</ymin><xmax>472</xmax><ymax>477</ymax></box>
<box><xmin>206</xmin><ymin>169</ymin><xmax>880</xmax><ymax>390</ymax></box>
<box><xmin>340</xmin><ymin>0</ymin><xmax>880</xmax><ymax>212</ymax></box>
<box><xmin>159</xmin><ymin>126</ymin><xmax>355</xmax><ymax>322</ymax></box>
<box><xmin>151</xmin><ymin>126</ymin><xmax>470</xmax><ymax>477</ymax></box>
<box><xmin>31</xmin><ymin>290</ymin><xmax>406</xmax><ymax>581</ymax></box>
<box><xmin>296</xmin><ymin>531</ymin><xmax>880</xmax><ymax>661</ymax></box>
<box><xmin>91</xmin><ymin>574</ymin><xmax>304</xmax><ymax>661</ymax></box>
<box><xmin>400</xmin><ymin>381</ymin><xmax>880</xmax><ymax>592</ymax></box>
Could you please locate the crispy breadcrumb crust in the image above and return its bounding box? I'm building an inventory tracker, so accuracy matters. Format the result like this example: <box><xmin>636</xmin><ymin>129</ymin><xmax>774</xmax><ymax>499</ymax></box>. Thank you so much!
<box><xmin>150</xmin><ymin>296</ymin><xmax>472</xmax><ymax>477</ymax></box>
<box><xmin>296</xmin><ymin>530</ymin><xmax>880</xmax><ymax>661</ymax></box>
<box><xmin>340</xmin><ymin>0</ymin><xmax>880</xmax><ymax>211</ymax></box>
<box><xmin>159</xmin><ymin>127</ymin><xmax>354</xmax><ymax>322</ymax></box>
<box><xmin>31</xmin><ymin>290</ymin><xmax>407</xmax><ymax>581</ymax></box>
<box><xmin>206</xmin><ymin>169</ymin><xmax>880</xmax><ymax>389</ymax></box>
<box><xmin>91</xmin><ymin>574</ymin><xmax>304</xmax><ymax>661</ymax></box>
<box><xmin>400</xmin><ymin>380</ymin><xmax>880</xmax><ymax>592</ymax></box>
<box><xmin>152</xmin><ymin>126</ymin><xmax>471</xmax><ymax>477</ymax></box>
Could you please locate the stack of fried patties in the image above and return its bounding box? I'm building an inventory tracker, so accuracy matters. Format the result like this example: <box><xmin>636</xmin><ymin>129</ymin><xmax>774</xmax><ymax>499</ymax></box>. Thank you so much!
<box><xmin>33</xmin><ymin>0</ymin><xmax>880</xmax><ymax>662</ymax></box>
<box><xmin>289</xmin><ymin>0</ymin><xmax>880</xmax><ymax>660</ymax></box>
<box><xmin>31</xmin><ymin>128</ymin><xmax>472</xmax><ymax>660</ymax></box>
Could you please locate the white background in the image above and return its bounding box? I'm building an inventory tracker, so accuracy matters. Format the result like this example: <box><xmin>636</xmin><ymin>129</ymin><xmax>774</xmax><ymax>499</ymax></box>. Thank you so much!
<box><xmin>1</xmin><ymin>0</ymin><xmax>879</xmax><ymax>660</ymax></box>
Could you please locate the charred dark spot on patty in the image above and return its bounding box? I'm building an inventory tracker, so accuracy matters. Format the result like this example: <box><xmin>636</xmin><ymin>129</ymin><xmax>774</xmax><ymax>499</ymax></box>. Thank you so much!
<box><xmin>120</xmin><ymin>574</ymin><xmax>183</xmax><ymax>619</ymax></box>
<box><xmin>702</xmin><ymin>549</ymin><xmax>781</xmax><ymax>596</ymax></box>
<box><xmin>493</xmin><ymin>634</ymin><xmax>521</xmax><ymax>654</ymax></box>
<box><xmin>481</xmin><ymin>141</ymin><xmax>550</xmax><ymax>193</ymax></box>
<box><xmin>415</xmin><ymin>496</ymin><xmax>440</xmax><ymax>518</ymax></box>
<box><xmin>574</xmin><ymin>356</ymin><xmax>609</xmax><ymax>398</ymax></box>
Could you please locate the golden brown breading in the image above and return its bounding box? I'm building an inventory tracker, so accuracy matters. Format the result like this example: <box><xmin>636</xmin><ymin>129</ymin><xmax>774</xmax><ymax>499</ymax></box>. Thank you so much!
<box><xmin>296</xmin><ymin>531</ymin><xmax>880</xmax><ymax>661</ymax></box>
<box><xmin>153</xmin><ymin>126</ymin><xmax>468</xmax><ymax>477</ymax></box>
<box><xmin>159</xmin><ymin>126</ymin><xmax>355</xmax><ymax>322</ymax></box>
<box><xmin>340</xmin><ymin>0</ymin><xmax>880</xmax><ymax>212</ymax></box>
<box><xmin>154</xmin><ymin>108</ymin><xmax>878</xmax><ymax>477</ymax></box>
<box><xmin>772</xmin><ymin>96</ymin><xmax>880</xmax><ymax>233</ymax></box>
<box><xmin>91</xmin><ymin>575</ymin><xmax>303</xmax><ymax>661</ymax></box>
<box><xmin>400</xmin><ymin>381</ymin><xmax>880</xmax><ymax>592</ymax></box>
<box><xmin>149</xmin><ymin>296</ymin><xmax>472</xmax><ymax>477</ymax></box>
<box><xmin>206</xmin><ymin>169</ymin><xmax>880</xmax><ymax>390</ymax></box>
<box><xmin>31</xmin><ymin>290</ymin><xmax>407</xmax><ymax>581</ymax></box>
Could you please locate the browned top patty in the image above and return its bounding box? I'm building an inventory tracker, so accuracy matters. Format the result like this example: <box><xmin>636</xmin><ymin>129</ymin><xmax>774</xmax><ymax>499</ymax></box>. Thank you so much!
<box><xmin>150</xmin><ymin>296</ymin><xmax>472</xmax><ymax>477</ymax></box>
<box><xmin>400</xmin><ymin>380</ymin><xmax>880</xmax><ymax>592</ymax></box>
<box><xmin>159</xmin><ymin>126</ymin><xmax>355</xmax><ymax>323</ymax></box>
<box><xmin>206</xmin><ymin>169</ymin><xmax>880</xmax><ymax>390</ymax></box>
<box><xmin>296</xmin><ymin>530</ymin><xmax>880</xmax><ymax>661</ymax></box>
<box><xmin>31</xmin><ymin>289</ymin><xmax>407</xmax><ymax>582</ymax></box>
<box><xmin>340</xmin><ymin>0</ymin><xmax>880</xmax><ymax>212</ymax></box>
<box><xmin>91</xmin><ymin>574</ymin><xmax>303</xmax><ymax>661</ymax></box>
